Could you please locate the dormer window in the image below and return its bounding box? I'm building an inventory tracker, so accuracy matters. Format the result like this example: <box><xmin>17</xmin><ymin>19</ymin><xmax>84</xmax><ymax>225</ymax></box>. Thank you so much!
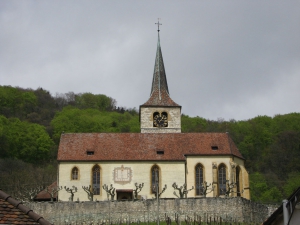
<box><xmin>87</xmin><ymin>151</ymin><xmax>94</xmax><ymax>155</ymax></box>
<box><xmin>211</xmin><ymin>146</ymin><xmax>218</xmax><ymax>150</ymax></box>
<box><xmin>157</xmin><ymin>150</ymin><xmax>164</xmax><ymax>155</ymax></box>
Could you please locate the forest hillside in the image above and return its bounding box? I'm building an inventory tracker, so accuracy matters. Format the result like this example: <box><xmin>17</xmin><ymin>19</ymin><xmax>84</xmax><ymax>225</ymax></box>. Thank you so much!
<box><xmin>0</xmin><ymin>85</ymin><xmax>300</xmax><ymax>203</ymax></box>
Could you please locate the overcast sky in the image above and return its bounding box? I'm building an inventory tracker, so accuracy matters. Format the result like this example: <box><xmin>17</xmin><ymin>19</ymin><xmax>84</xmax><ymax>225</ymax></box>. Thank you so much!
<box><xmin>1</xmin><ymin>1</ymin><xmax>299</xmax><ymax>121</ymax></box>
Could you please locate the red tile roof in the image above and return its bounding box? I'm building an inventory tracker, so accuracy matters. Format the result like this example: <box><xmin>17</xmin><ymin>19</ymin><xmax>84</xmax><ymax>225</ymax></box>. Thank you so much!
<box><xmin>35</xmin><ymin>182</ymin><xmax>57</xmax><ymax>201</ymax></box>
<box><xmin>0</xmin><ymin>190</ymin><xmax>52</xmax><ymax>225</ymax></box>
<box><xmin>57</xmin><ymin>132</ymin><xmax>244</xmax><ymax>161</ymax></box>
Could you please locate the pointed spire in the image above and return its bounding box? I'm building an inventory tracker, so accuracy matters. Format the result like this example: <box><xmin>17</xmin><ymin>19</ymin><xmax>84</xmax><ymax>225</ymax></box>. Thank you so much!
<box><xmin>142</xmin><ymin>23</ymin><xmax>180</xmax><ymax>107</ymax></box>
<box><xmin>150</xmin><ymin>32</ymin><xmax>169</xmax><ymax>98</ymax></box>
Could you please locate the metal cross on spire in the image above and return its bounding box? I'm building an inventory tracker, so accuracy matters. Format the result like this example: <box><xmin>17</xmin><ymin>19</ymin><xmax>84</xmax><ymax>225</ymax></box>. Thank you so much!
<box><xmin>155</xmin><ymin>18</ymin><xmax>162</xmax><ymax>32</ymax></box>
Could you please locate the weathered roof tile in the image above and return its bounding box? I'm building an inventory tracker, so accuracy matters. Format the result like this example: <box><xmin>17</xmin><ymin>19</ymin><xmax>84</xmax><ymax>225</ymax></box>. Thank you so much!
<box><xmin>141</xmin><ymin>33</ymin><xmax>180</xmax><ymax>107</ymax></box>
<box><xmin>0</xmin><ymin>190</ymin><xmax>52</xmax><ymax>225</ymax></box>
<box><xmin>57</xmin><ymin>132</ymin><xmax>244</xmax><ymax>161</ymax></box>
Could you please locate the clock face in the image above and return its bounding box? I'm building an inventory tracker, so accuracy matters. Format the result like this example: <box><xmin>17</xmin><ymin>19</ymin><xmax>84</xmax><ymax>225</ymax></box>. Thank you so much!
<box><xmin>154</xmin><ymin>114</ymin><xmax>168</xmax><ymax>127</ymax></box>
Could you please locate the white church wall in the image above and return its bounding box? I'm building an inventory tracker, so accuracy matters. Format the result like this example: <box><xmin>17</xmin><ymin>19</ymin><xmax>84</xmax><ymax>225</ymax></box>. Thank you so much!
<box><xmin>187</xmin><ymin>156</ymin><xmax>237</xmax><ymax>197</ymax></box>
<box><xmin>185</xmin><ymin>156</ymin><xmax>249</xmax><ymax>198</ymax></box>
<box><xmin>58</xmin><ymin>161</ymin><xmax>185</xmax><ymax>201</ymax></box>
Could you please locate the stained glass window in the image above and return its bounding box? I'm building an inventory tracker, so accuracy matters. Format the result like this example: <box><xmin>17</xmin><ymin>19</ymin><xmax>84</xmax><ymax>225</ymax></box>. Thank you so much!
<box><xmin>218</xmin><ymin>165</ymin><xmax>226</xmax><ymax>195</ymax></box>
<box><xmin>151</xmin><ymin>166</ymin><xmax>159</xmax><ymax>194</ymax></box>
<box><xmin>195</xmin><ymin>164</ymin><xmax>204</xmax><ymax>195</ymax></box>
<box><xmin>236</xmin><ymin>166</ymin><xmax>241</xmax><ymax>196</ymax></box>
<box><xmin>93</xmin><ymin>166</ymin><xmax>100</xmax><ymax>195</ymax></box>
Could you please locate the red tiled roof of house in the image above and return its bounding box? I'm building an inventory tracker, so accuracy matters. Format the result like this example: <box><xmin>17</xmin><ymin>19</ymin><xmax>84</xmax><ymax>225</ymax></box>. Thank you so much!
<box><xmin>35</xmin><ymin>182</ymin><xmax>57</xmax><ymax>201</ymax></box>
<box><xmin>0</xmin><ymin>190</ymin><xmax>52</xmax><ymax>225</ymax></box>
<box><xmin>57</xmin><ymin>132</ymin><xmax>244</xmax><ymax>161</ymax></box>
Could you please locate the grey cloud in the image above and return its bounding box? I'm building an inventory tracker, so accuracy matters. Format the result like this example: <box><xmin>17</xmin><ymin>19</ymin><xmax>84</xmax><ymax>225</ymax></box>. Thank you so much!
<box><xmin>0</xmin><ymin>0</ymin><xmax>299</xmax><ymax>120</ymax></box>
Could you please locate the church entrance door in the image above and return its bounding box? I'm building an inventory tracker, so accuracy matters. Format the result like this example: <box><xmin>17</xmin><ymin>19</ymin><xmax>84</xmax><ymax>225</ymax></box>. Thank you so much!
<box><xmin>116</xmin><ymin>189</ymin><xmax>133</xmax><ymax>200</ymax></box>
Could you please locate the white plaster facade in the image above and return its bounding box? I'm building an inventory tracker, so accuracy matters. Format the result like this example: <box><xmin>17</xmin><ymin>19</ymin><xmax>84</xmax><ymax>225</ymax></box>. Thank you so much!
<box><xmin>58</xmin><ymin>161</ymin><xmax>185</xmax><ymax>201</ymax></box>
<box><xmin>185</xmin><ymin>156</ymin><xmax>250</xmax><ymax>198</ymax></box>
<box><xmin>58</xmin><ymin>156</ymin><xmax>250</xmax><ymax>201</ymax></box>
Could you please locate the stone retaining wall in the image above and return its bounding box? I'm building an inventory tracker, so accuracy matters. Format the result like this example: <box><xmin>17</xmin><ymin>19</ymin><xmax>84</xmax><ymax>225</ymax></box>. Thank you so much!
<box><xmin>27</xmin><ymin>198</ymin><xmax>278</xmax><ymax>225</ymax></box>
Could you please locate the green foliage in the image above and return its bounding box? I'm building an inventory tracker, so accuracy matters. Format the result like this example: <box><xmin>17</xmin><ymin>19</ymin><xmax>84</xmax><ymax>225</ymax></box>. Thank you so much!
<box><xmin>264</xmin><ymin>131</ymin><xmax>300</xmax><ymax>177</ymax></box>
<box><xmin>75</xmin><ymin>93</ymin><xmax>115</xmax><ymax>111</ymax></box>
<box><xmin>272</xmin><ymin>113</ymin><xmax>300</xmax><ymax>134</ymax></box>
<box><xmin>0</xmin><ymin>86</ymin><xmax>37</xmax><ymax>118</ymax></box>
<box><xmin>249</xmin><ymin>172</ymin><xmax>268</xmax><ymax>202</ymax></box>
<box><xmin>181</xmin><ymin>115</ymin><xmax>207</xmax><ymax>132</ymax></box>
<box><xmin>284</xmin><ymin>172</ymin><xmax>300</xmax><ymax>197</ymax></box>
<box><xmin>260</xmin><ymin>187</ymin><xmax>282</xmax><ymax>203</ymax></box>
<box><xmin>51</xmin><ymin>107</ymin><xmax>140</xmax><ymax>143</ymax></box>
<box><xmin>250</xmin><ymin>172</ymin><xmax>282</xmax><ymax>203</ymax></box>
<box><xmin>0</xmin><ymin>115</ymin><xmax>54</xmax><ymax>164</ymax></box>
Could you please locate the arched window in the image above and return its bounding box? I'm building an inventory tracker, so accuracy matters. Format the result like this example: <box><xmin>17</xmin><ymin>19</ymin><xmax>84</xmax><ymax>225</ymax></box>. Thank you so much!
<box><xmin>218</xmin><ymin>164</ymin><xmax>227</xmax><ymax>196</ymax></box>
<box><xmin>195</xmin><ymin>164</ymin><xmax>204</xmax><ymax>195</ymax></box>
<box><xmin>161</xmin><ymin>112</ymin><xmax>168</xmax><ymax>127</ymax></box>
<box><xmin>71</xmin><ymin>167</ymin><xmax>79</xmax><ymax>180</ymax></box>
<box><xmin>92</xmin><ymin>165</ymin><xmax>100</xmax><ymax>195</ymax></box>
<box><xmin>153</xmin><ymin>112</ymin><xmax>159</xmax><ymax>120</ymax></box>
<box><xmin>151</xmin><ymin>165</ymin><xmax>160</xmax><ymax>194</ymax></box>
<box><xmin>236</xmin><ymin>166</ymin><xmax>241</xmax><ymax>196</ymax></box>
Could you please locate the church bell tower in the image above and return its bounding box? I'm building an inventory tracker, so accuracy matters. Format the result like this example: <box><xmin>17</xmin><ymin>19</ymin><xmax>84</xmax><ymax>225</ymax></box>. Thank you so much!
<box><xmin>139</xmin><ymin>22</ymin><xmax>181</xmax><ymax>133</ymax></box>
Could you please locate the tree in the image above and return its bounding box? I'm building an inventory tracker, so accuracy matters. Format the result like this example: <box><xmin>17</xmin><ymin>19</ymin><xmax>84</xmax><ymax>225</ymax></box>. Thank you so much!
<box><xmin>0</xmin><ymin>86</ymin><xmax>37</xmax><ymax>119</ymax></box>
<box><xmin>0</xmin><ymin>158</ymin><xmax>57</xmax><ymax>201</ymax></box>
<box><xmin>102</xmin><ymin>184</ymin><xmax>116</xmax><ymax>200</ymax></box>
<box><xmin>172</xmin><ymin>183</ymin><xmax>194</xmax><ymax>198</ymax></box>
<box><xmin>284</xmin><ymin>172</ymin><xmax>300</xmax><ymax>197</ymax></box>
<box><xmin>75</xmin><ymin>93</ymin><xmax>116</xmax><ymax>111</ymax></box>
<box><xmin>181</xmin><ymin>115</ymin><xmax>207</xmax><ymax>132</ymax></box>
<box><xmin>250</xmin><ymin>172</ymin><xmax>269</xmax><ymax>202</ymax></box>
<box><xmin>266</xmin><ymin>131</ymin><xmax>300</xmax><ymax>178</ymax></box>
<box><xmin>250</xmin><ymin>172</ymin><xmax>282</xmax><ymax>203</ymax></box>
<box><xmin>82</xmin><ymin>185</ymin><xmax>96</xmax><ymax>201</ymax></box>
<box><xmin>64</xmin><ymin>186</ymin><xmax>78</xmax><ymax>202</ymax></box>
<box><xmin>0</xmin><ymin>116</ymin><xmax>54</xmax><ymax>163</ymax></box>
<box><xmin>133</xmin><ymin>183</ymin><xmax>144</xmax><ymax>199</ymax></box>
<box><xmin>51</xmin><ymin>107</ymin><xmax>140</xmax><ymax>143</ymax></box>
<box><xmin>44</xmin><ymin>185</ymin><xmax>62</xmax><ymax>202</ymax></box>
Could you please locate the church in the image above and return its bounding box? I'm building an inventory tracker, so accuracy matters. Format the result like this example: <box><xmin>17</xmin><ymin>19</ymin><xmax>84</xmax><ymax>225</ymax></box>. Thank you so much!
<box><xmin>57</xmin><ymin>28</ymin><xmax>250</xmax><ymax>201</ymax></box>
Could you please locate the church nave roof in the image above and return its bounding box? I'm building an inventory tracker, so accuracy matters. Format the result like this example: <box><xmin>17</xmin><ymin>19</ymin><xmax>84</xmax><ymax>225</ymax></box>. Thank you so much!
<box><xmin>57</xmin><ymin>132</ymin><xmax>244</xmax><ymax>161</ymax></box>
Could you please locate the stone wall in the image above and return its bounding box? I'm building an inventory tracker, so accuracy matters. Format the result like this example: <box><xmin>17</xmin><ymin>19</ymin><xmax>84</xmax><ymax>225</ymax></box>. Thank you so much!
<box><xmin>140</xmin><ymin>107</ymin><xmax>181</xmax><ymax>133</ymax></box>
<box><xmin>27</xmin><ymin>198</ymin><xmax>277</xmax><ymax>225</ymax></box>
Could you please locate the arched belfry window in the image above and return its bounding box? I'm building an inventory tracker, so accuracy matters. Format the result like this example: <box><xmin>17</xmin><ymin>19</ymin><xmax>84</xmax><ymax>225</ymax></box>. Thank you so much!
<box><xmin>71</xmin><ymin>167</ymin><xmax>79</xmax><ymax>180</ymax></box>
<box><xmin>151</xmin><ymin>165</ymin><xmax>160</xmax><ymax>194</ymax></box>
<box><xmin>153</xmin><ymin>112</ymin><xmax>168</xmax><ymax>127</ymax></box>
<box><xmin>92</xmin><ymin>165</ymin><xmax>100</xmax><ymax>195</ymax></box>
<box><xmin>236</xmin><ymin>166</ymin><xmax>241</xmax><ymax>196</ymax></box>
<box><xmin>195</xmin><ymin>164</ymin><xmax>204</xmax><ymax>195</ymax></box>
<box><xmin>218</xmin><ymin>164</ymin><xmax>227</xmax><ymax>196</ymax></box>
